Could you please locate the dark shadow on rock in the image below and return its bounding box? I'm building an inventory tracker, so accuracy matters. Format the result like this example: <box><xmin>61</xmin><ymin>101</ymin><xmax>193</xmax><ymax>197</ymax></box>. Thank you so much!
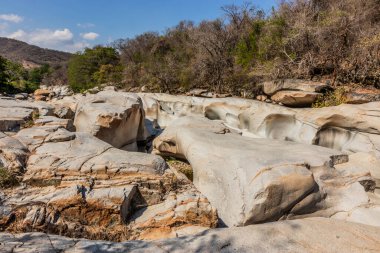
<box><xmin>143</xmin><ymin>118</ymin><xmax>163</xmax><ymax>153</ymax></box>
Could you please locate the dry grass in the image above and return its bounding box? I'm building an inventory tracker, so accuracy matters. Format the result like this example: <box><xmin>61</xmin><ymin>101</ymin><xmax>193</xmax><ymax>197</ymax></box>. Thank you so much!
<box><xmin>166</xmin><ymin>157</ymin><xmax>193</xmax><ymax>181</ymax></box>
<box><xmin>312</xmin><ymin>87</ymin><xmax>347</xmax><ymax>108</ymax></box>
<box><xmin>0</xmin><ymin>167</ymin><xmax>19</xmax><ymax>188</ymax></box>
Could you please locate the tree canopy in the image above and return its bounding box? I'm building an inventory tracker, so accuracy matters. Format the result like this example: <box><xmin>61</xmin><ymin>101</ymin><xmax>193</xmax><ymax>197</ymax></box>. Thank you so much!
<box><xmin>0</xmin><ymin>56</ymin><xmax>9</xmax><ymax>86</ymax></box>
<box><xmin>0</xmin><ymin>56</ymin><xmax>50</xmax><ymax>93</ymax></box>
<box><xmin>68</xmin><ymin>46</ymin><xmax>123</xmax><ymax>92</ymax></box>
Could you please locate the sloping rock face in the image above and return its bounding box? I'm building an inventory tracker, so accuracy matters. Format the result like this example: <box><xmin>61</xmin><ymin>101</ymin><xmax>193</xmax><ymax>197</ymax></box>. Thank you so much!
<box><xmin>153</xmin><ymin>116</ymin><xmax>379</xmax><ymax>226</ymax></box>
<box><xmin>74</xmin><ymin>91</ymin><xmax>148</xmax><ymax>150</ymax></box>
<box><xmin>1</xmin><ymin>218</ymin><xmax>380</xmax><ymax>253</ymax></box>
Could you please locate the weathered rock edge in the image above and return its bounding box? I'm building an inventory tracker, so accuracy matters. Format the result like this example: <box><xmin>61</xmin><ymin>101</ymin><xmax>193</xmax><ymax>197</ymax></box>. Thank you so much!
<box><xmin>1</xmin><ymin>218</ymin><xmax>380</xmax><ymax>253</ymax></box>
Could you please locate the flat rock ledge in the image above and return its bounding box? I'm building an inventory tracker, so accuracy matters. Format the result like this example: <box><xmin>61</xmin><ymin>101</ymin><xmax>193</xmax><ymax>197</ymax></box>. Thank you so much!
<box><xmin>1</xmin><ymin>218</ymin><xmax>380</xmax><ymax>253</ymax></box>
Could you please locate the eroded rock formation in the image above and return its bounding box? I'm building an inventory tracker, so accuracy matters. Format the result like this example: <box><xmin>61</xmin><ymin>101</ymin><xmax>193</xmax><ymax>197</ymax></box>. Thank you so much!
<box><xmin>1</xmin><ymin>88</ymin><xmax>380</xmax><ymax>251</ymax></box>
<box><xmin>0</xmin><ymin>97</ymin><xmax>217</xmax><ymax>241</ymax></box>
<box><xmin>153</xmin><ymin>116</ymin><xmax>379</xmax><ymax>226</ymax></box>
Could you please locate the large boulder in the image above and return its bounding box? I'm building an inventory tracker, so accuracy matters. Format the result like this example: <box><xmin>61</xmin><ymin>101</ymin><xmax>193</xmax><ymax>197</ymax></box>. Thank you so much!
<box><xmin>34</xmin><ymin>89</ymin><xmax>55</xmax><ymax>101</ymax></box>
<box><xmin>262</xmin><ymin>79</ymin><xmax>330</xmax><ymax>96</ymax></box>
<box><xmin>153</xmin><ymin>116</ymin><xmax>370</xmax><ymax>226</ymax></box>
<box><xmin>2</xmin><ymin>218</ymin><xmax>380</xmax><ymax>253</ymax></box>
<box><xmin>74</xmin><ymin>91</ymin><xmax>147</xmax><ymax>149</ymax></box>
<box><xmin>271</xmin><ymin>90</ymin><xmax>320</xmax><ymax>107</ymax></box>
<box><xmin>1</xmin><ymin>176</ymin><xmax>217</xmax><ymax>241</ymax></box>
<box><xmin>49</xmin><ymin>94</ymin><xmax>82</xmax><ymax>113</ymax></box>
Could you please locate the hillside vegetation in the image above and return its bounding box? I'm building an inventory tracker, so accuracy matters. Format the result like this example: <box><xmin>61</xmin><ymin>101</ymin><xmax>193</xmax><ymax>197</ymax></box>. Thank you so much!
<box><xmin>67</xmin><ymin>0</ymin><xmax>379</xmax><ymax>95</ymax></box>
<box><xmin>1</xmin><ymin>0</ymin><xmax>379</xmax><ymax>95</ymax></box>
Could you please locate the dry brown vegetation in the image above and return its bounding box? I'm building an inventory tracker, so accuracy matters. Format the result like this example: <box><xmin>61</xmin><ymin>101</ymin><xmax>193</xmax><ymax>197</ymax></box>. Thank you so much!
<box><xmin>276</xmin><ymin>0</ymin><xmax>380</xmax><ymax>86</ymax></box>
<box><xmin>0</xmin><ymin>167</ymin><xmax>19</xmax><ymax>189</ymax></box>
<box><xmin>108</xmin><ymin>0</ymin><xmax>380</xmax><ymax>96</ymax></box>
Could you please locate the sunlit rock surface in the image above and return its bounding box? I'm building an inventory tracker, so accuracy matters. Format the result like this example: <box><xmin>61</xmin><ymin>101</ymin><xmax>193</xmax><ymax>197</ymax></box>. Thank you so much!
<box><xmin>1</xmin><ymin>90</ymin><xmax>380</xmax><ymax>249</ymax></box>
<box><xmin>153</xmin><ymin>116</ymin><xmax>380</xmax><ymax>226</ymax></box>
<box><xmin>1</xmin><ymin>218</ymin><xmax>380</xmax><ymax>253</ymax></box>
<box><xmin>1</xmin><ymin>113</ymin><xmax>216</xmax><ymax>241</ymax></box>
<box><xmin>74</xmin><ymin>91</ymin><xmax>148</xmax><ymax>149</ymax></box>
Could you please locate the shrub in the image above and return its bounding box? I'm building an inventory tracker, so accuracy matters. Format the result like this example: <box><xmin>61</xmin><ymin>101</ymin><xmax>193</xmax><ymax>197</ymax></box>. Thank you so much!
<box><xmin>0</xmin><ymin>167</ymin><xmax>19</xmax><ymax>188</ymax></box>
<box><xmin>312</xmin><ymin>87</ymin><xmax>347</xmax><ymax>108</ymax></box>
<box><xmin>166</xmin><ymin>157</ymin><xmax>193</xmax><ymax>181</ymax></box>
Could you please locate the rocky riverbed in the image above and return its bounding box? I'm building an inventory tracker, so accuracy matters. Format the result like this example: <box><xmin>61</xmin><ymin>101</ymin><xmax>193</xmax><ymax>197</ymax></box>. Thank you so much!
<box><xmin>1</xmin><ymin>84</ymin><xmax>380</xmax><ymax>252</ymax></box>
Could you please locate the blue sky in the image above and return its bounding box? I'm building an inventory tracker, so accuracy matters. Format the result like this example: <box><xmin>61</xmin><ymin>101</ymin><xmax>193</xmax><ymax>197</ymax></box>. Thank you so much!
<box><xmin>0</xmin><ymin>0</ymin><xmax>277</xmax><ymax>52</ymax></box>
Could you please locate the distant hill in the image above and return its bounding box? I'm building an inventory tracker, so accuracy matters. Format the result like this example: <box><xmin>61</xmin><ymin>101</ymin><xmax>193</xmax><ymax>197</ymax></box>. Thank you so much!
<box><xmin>0</xmin><ymin>37</ymin><xmax>71</xmax><ymax>68</ymax></box>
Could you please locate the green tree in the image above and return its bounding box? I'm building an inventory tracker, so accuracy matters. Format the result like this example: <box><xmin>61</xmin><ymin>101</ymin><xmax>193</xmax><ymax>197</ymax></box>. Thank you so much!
<box><xmin>0</xmin><ymin>56</ymin><xmax>15</xmax><ymax>93</ymax></box>
<box><xmin>68</xmin><ymin>46</ymin><xmax>123</xmax><ymax>92</ymax></box>
<box><xmin>235</xmin><ymin>20</ymin><xmax>265</xmax><ymax>68</ymax></box>
<box><xmin>3</xmin><ymin>60</ymin><xmax>46</xmax><ymax>93</ymax></box>
<box><xmin>0</xmin><ymin>56</ymin><xmax>9</xmax><ymax>86</ymax></box>
<box><xmin>28</xmin><ymin>64</ymin><xmax>50</xmax><ymax>84</ymax></box>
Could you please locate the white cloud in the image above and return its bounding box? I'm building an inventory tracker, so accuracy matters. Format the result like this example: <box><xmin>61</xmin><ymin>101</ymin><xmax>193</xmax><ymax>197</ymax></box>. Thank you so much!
<box><xmin>0</xmin><ymin>14</ymin><xmax>23</xmax><ymax>23</ymax></box>
<box><xmin>77</xmin><ymin>23</ymin><xmax>95</xmax><ymax>28</ymax></box>
<box><xmin>8</xmin><ymin>28</ymin><xmax>73</xmax><ymax>44</ymax></box>
<box><xmin>7</xmin><ymin>29</ymin><xmax>27</xmax><ymax>39</ymax></box>
<box><xmin>81</xmin><ymin>32</ymin><xmax>99</xmax><ymax>40</ymax></box>
<box><xmin>6</xmin><ymin>28</ymin><xmax>89</xmax><ymax>52</ymax></box>
<box><xmin>72</xmin><ymin>41</ymin><xmax>90</xmax><ymax>50</ymax></box>
<box><xmin>0</xmin><ymin>23</ymin><xmax>8</xmax><ymax>31</ymax></box>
